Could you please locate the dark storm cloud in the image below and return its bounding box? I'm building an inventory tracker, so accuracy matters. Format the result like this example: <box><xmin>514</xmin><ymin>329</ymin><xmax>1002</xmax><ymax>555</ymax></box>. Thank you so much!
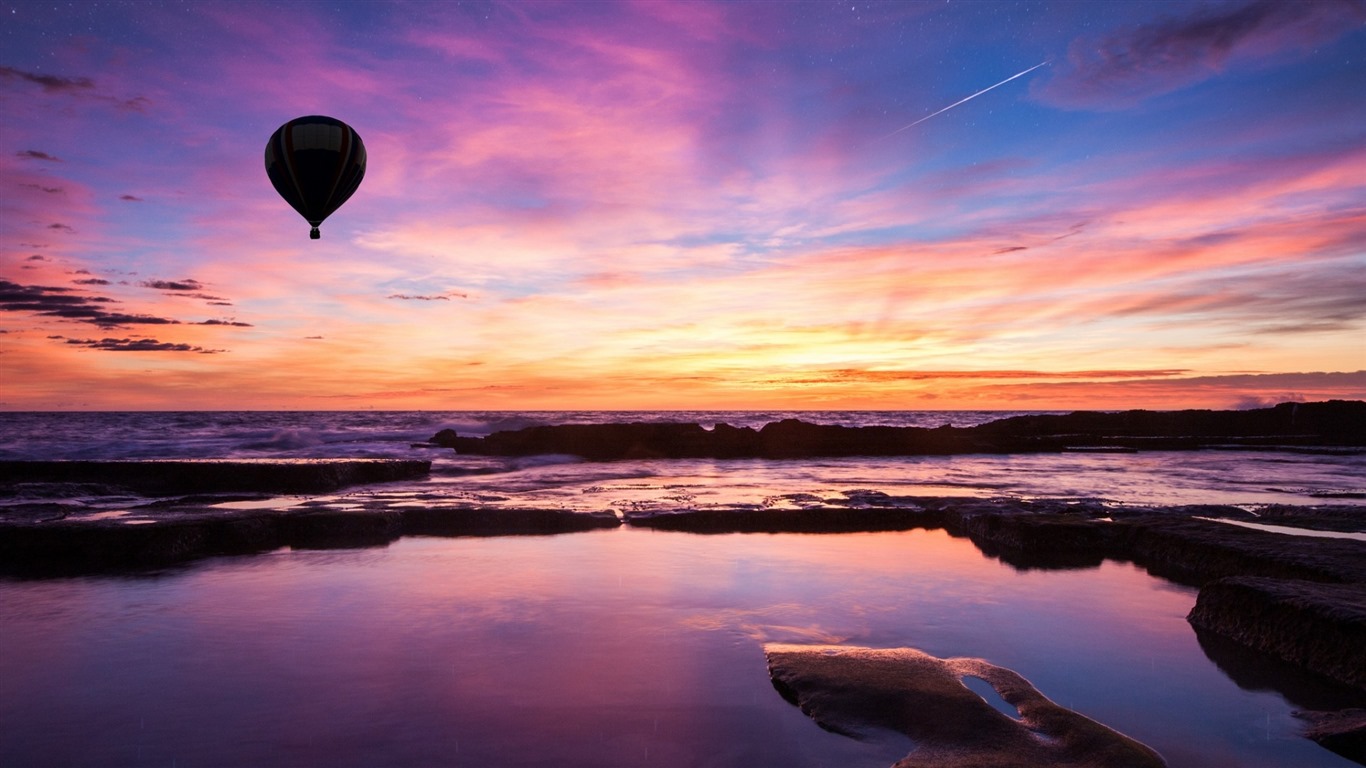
<box><xmin>1036</xmin><ymin>0</ymin><xmax>1366</xmax><ymax>108</ymax></box>
<box><xmin>0</xmin><ymin>66</ymin><xmax>94</xmax><ymax>93</ymax></box>
<box><xmin>194</xmin><ymin>319</ymin><xmax>252</xmax><ymax>327</ymax></box>
<box><xmin>16</xmin><ymin>149</ymin><xmax>61</xmax><ymax>162</ymax></box>
<box><xmin>26</xmin><ymin>255</ymin><xmax>47</xmax><ymax>262</ymax></box>
<box><xmin>141</xmin><ymin>279</ymin><xmax>205</xmax><ymax>292</ymax></box>
<box><xmin>72</xmin><ymin>278</ymin><xmax>111</xmax><ymax>285</ymax></box>
<box><xmin>61</xmin><ymin>337</ymin><xmax>223</xmax><ymax>354</ymax></box>
<box><xmin>0</xmin><ymin>279</ymin><xmax>178</xmax><ymax>328</ymax></box>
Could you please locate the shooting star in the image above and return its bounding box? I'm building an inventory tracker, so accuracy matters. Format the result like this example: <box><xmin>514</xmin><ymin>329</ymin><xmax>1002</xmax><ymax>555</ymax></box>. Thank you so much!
<box><xmin>884</xmin><ymin>60</ymin><xmax>1049</xmax><ymax>138</ymax></box>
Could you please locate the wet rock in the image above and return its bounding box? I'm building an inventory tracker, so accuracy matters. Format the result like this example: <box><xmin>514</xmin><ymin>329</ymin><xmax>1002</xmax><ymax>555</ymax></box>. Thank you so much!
<box><xmin>1116</xmin><ymin>516</ymin><xmax>1366</xmax><ymax>585</ymax></box>
<box><xmin>1294</xmin><ymin>709</ymin><xmax>1366</xmax><ymax>763</ymax></box>
<box><xmin>764</xmin><ymin>643</ymin><xmax>1166</xmax><ymax>768</ymax></box>
<box><xmin>0</xmin><ymin>459</ymin><xmax>431</xmax><ymax>495</ymax></box>
<box><xmin>429</xmin><ymin>428</ymin><xmax>461</xmax><ymax>447</ymax></box>
<box><xmin>0</xmin><ymin>506</ymin><xmax>621</xmax><ymax>575</ymax></box>
<box><xmin>1188</xmin><ymin>577</ymin><xmax>1366</xmax><ymax>690</ymax></box>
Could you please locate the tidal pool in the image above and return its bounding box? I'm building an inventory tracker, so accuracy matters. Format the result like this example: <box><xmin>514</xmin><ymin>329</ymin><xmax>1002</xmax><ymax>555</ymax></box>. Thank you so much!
<box><xmin>1</xmin><ymin>527</ymin><xmax>1360</xmax><ymax>767</ymax></box>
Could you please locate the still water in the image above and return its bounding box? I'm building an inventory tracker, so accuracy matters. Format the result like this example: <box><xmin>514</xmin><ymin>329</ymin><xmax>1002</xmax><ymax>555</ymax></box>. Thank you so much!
<box><xmin>2</xmin><ymin>527</ymin><xmax>1359</xmax><ymax>767</ymax></box>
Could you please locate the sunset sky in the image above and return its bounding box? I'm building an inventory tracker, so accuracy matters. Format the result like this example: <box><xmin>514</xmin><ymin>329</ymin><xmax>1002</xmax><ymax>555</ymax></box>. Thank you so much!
<box><xmin>2</xmin><ymin>0</ymin><xmax>1363</xmax><ymax>410</ymax></box>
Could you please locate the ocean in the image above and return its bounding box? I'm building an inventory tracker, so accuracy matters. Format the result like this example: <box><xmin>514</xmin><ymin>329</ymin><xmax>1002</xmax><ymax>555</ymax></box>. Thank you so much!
<box><xmin>2</xmin><ymin>410</ymin><xmax>1363</xmax><ymax>512</ymax></box>
<box><xmin>2</xmin><ymin>410</ymin><xmax>1364</xmax><ymax>767</ymax></box>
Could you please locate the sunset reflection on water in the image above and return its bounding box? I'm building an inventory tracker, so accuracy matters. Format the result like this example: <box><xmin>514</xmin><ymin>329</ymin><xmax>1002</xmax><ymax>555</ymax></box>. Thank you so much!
<box><xmin>0</xmin><ymin>528</ymin><xmax>1357</xmax><ymax>767</ymax></box>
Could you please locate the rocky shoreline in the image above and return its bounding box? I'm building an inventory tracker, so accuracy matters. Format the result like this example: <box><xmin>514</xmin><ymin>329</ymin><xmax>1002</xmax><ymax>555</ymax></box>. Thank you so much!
<box><xmin>2</xmin><ymin>483</ymin><xmax>1360</xmax><ymax>696</ymax></box>
<box><xmin>2</xmin><ymin>406</ymin><xmax>1364</xmax><ymax>760</ymax></box>
<box><xmin>430</xmin><ymin>400</ymin><xmax>1366</xmax><ymax>460</ymax></box>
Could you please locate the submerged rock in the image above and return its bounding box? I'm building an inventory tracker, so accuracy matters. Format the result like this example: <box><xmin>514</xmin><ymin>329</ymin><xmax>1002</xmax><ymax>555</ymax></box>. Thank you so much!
<box><xmin>764</xmin><ymin>643</ymin><xmax>1166</xmax><ymax>768</ymax></box>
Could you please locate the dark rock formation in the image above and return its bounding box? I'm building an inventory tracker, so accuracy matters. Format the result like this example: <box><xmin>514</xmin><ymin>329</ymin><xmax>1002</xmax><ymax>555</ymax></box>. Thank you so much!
<box><xmin>1188</xmin><ymin>578</ymin><xmax>1366</xmax><ymax>690</ymax></box>
<box><xmin>437</xmin><ymin>401</ymin><xmax>1366</xmax><ymax>460</ymax></box>
<box><xmin>1294</xmin><ymin>709</ymin><xmax>1366</xmax><ymax>763</ymax></box>
<box><xmin>0</xmin><ymin>458</ymin><xmax>432</xmax><ymax>495</ymax></box>
<box><xmin>765</xmin><ymin>643</ymin><xmax>1166</xmax><ymax>768</ymax></box>
<box><xmin>0</xmin><ymin>507</ymin><xmax>620</xmax><ymax>575</ymax></box>
<box><xmin>429</xmin><ymin>428</ymin><xmax>461</xmax><ymax>448</ymax></box>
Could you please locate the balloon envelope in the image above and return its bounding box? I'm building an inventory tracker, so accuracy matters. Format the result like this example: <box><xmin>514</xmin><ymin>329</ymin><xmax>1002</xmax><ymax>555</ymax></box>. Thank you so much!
<box><xmin>264</xmin><ymin>115</ymin><xmax>366</xmax><ymax>239</ymax></box>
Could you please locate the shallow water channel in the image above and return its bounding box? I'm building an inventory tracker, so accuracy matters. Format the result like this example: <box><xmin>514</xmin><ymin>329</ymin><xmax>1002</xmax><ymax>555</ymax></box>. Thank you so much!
<box><xmin>2</xmin><ymin>527</ymin><xmax>1360</xmax><ymax>767</ymax></box>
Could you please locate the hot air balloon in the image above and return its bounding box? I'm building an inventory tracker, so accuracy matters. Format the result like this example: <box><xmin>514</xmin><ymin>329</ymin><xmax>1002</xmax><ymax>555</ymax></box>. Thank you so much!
<box><xmin>264</xmin><ymin>115</ymin><xmax>366</xmax><ymax>239</ymax></box>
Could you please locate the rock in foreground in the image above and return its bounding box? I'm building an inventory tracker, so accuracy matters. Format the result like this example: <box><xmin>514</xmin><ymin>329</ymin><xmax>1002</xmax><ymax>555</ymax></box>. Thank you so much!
<box><xmin>0</xmin><ymin>506</ymin><xmax>620</xmax><ymax>574</ymax></box>
<box><xmin>765</xmin><ymin>643</ymin><xmax>1166</xmax><ymax>768</ymax></box>
<box><xmin>1188</xmin><ymin>577</ymin><xmax>1366</xmax><ymax>690</ymax></box>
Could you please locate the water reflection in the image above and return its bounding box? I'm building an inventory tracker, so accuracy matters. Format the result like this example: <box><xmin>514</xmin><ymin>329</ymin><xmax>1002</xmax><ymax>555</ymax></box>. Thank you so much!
<box><xmin>0</xmin><ymin>529</ymin><xmax>1357</xmax><ymax>767</ymax></box>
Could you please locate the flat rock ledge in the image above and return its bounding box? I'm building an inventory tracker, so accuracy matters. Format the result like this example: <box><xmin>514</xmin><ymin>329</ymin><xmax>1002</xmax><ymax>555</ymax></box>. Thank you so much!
<box><xmin>433</xmin><ymin>401</ymin><xmax>1366</xmax><ymax>460</ymax></box>
<box><xmin>0</xmin><ymin>458</ymin><xmax>432</xmax><ymax>495</ymax></box>
<box><xmin>1188</xmin><ymin>578</ymin><xmax>1366</xmax><ymax>690</ymax></box>
<box><xmin>0</xmin><ymin>506</ymin><xmax>619</xmax><ymax>575</ymax></box>
<box><xmin>765</xmin><ymin>643</ymin><xmax>1166</xmax><ymax>768</ymax></box>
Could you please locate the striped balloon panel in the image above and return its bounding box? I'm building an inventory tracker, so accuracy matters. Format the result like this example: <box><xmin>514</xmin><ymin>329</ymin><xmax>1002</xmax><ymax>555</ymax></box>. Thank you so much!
<box><xmin>264</xmin><ymin>116</ymin><xmax>366</xmax><ymax>233</ymax></box>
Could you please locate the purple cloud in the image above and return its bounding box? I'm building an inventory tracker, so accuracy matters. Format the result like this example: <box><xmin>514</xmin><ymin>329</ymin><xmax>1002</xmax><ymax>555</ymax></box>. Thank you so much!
<box><xmin>141</xmin><ymin>278</ymin><xmax>205</xmax><ymax>292</ymax></box>
<box><xmin>61</xmin><ymin>337</ymin><xmax>223</xmax><ymax>354</ymax></box>
<box><xmin>16</xmin><ymin>149</ymin><xmax>61</xmax><ymax>161</ymax></box>
<box><xmin>1036</xmin><ymin>0</ymin><xmax>1366</xmax><ymax>109</ymax></box>
<box><xmin>0</xmin><ymin>66</ymin><xmax>94</xmax><ymax>93</ymax></box>
<box><xmin>0</xmin><ymin>66</ymin><xmax>148</xmax><ymax>110</ymax></box>
<box><xmin>0</xmin><ymin>279</ymin><xmax>178</xmax><ymax>328</ymax></box>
